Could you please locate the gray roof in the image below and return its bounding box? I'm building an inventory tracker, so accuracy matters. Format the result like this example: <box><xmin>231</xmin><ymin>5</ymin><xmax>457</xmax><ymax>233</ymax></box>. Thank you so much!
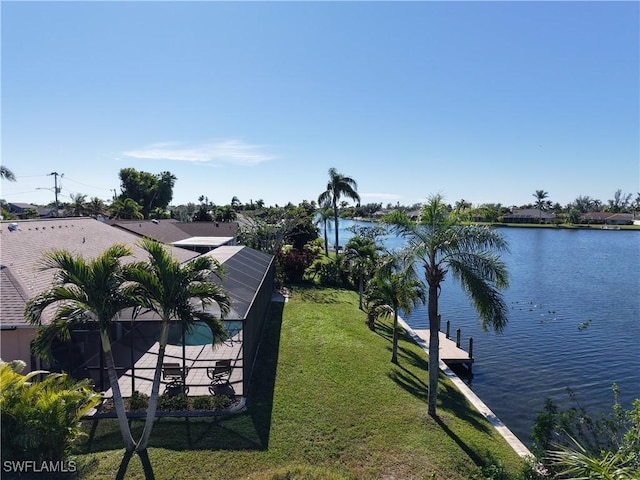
<box><xmin>504</xmin><ymin>209</ymin><xmax>555</xmax><ymax>219</ymax></box>
<box><xmin>0</xmin><ymin>218</ymin><xmax>199</xmax><ymax>327</ymax></box>
<box><xmin>109</xmin><ymin>219</ymin><xmax>238</xmax><ymax>244</ymax></box>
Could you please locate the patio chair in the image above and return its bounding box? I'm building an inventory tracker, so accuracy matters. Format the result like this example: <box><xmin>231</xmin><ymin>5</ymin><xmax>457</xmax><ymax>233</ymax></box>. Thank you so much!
<box><xmin>207</xmin><ymin>359</ymin><xmax>232</xmax><ymax>394</ymax></box>
<box><xmin>163</xmin><ymin>362</ymin><xmax>190</xmax><ymax>395</ymax></box>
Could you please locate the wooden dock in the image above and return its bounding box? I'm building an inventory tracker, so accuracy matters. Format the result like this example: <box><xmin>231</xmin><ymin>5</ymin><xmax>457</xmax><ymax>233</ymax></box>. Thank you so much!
<box><xmin>413</xmin><ymin>329</ymin><xmax>474</xmax><ymax>368</ymax></box>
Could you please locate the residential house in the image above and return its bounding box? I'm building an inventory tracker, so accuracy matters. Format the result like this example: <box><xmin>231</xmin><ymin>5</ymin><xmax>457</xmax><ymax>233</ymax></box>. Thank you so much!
<box><xmin>108</xmin><ymin>218</ymin><xmax>238</xmax><ymax>253</ymax></box>
<box><xmin>0</xmin><ymin>217</ymin><xmax>274</xmax><ymax>401</ymax></box>
<box><xmin>503</xmin><ymin>209</ymin><xmax>555</xmax><ymax>224</ymax></box>
<box><xmin>7</xmin><ymin>202</ymin><xmax>57</xmax><ymax>219</ymax></box>
<box><xmin>581</xmin><ymin>212</ymin><xmax>634</xmax><ymax>225</ymax></box>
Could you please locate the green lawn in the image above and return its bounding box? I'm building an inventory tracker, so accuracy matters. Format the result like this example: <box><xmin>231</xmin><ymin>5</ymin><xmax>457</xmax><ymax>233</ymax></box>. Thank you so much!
<box><xmin>72</xmin><ymin>287</ymin><xmax>525</xmax><ymax>479</ymax></box>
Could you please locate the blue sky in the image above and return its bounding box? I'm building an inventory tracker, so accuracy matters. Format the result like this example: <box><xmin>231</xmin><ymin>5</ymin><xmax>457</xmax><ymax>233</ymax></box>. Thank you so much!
<box><xmin>2</xmin><ymin>1</ymin><xmax>638</xmax><ymax>209</ymax></box>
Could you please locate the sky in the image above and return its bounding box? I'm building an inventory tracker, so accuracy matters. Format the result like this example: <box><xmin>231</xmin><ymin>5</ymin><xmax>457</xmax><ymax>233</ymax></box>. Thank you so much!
<box><xmin>2</xmin><ymin>1</ymin><xmax>639</xmax><ymax>210</ymax></box>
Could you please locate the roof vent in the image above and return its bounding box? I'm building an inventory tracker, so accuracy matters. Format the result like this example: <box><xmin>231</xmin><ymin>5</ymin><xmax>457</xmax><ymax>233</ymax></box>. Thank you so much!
<box><xmin>7</xmin><ymin>223</ymin><xmax>18</xmax><ymax>232</ymax></box>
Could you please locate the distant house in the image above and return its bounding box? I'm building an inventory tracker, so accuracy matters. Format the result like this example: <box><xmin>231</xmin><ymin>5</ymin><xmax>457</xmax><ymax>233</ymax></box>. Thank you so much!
<box><xmin>503</xmin><ymin>209</ymin><xmax>555</xmax><ymax>224</ymax></box>
<box><xmin>7</xmin><ymin>202</ymin><xmax>57</xmax><ymax>219</ymax></box>
<box><xmin>0</xmin><ymin>217</ymin><xmax>274</xmax><ymax>401</ymax></box>
<box><xmin>107</xmin><ymin>218</ymin><xmax>239</xmax><ymax>253</ymax></box>
<box><xmin>581</xmin><ymin>212</ymin><xmax>634</xmax><ymax>225</ymax></box>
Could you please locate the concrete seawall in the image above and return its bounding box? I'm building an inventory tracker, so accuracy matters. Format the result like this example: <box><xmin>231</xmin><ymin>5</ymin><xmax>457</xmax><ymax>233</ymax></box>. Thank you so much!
<box><xmin>398</xmin><ymin>316</ymin><xmax>533</xmax><ymax>459</ymax></box>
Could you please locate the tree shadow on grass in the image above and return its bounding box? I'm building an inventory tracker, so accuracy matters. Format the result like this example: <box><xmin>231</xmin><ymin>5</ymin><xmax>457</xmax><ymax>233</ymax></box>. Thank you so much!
<box><xmin>437</xmin><ymin>380</ymin><xmax>491</xmax><ymax>434</ymax></box>
<box><xmin>388</xmin><ymin>364</ymin><xmax>428</xmax><ymax>403</ymax></box>
<box><xmin>388</xmin><ymin>347</ymin><xmax>491</xmax><ymax>436</ymax></box>
<box><xmin>77</xmin><ymin>300</ymin><xmax>285</xmax><ymax>454</ymax></box>
<box><xmin>431</xmin><ymin>414</ymin><xmax>487</xmax><ymax>467</ymax></box>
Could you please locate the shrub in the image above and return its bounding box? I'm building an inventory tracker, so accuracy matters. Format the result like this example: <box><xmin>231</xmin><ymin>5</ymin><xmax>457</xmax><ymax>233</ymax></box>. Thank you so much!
<box><xmin>212</xmin><ymin>394</ymin><xmax>232</xmax><ymax>410</ymax></box>
<box><xmin>0</xmin><ymin>362</ymin><xmax>101</xmax><ymax>463</ymax></box>
<box><xmin>157</xmin><ymin>393</ymin><xmax>188</xmax><ymax>411</ymax></box>
<box><xmin>191</xmin><ymin>395</ymin><xmax>214</xmax><ymax>410</ymax></box>
<box><xmin>276</xmin><ymin>249</ymin><xmax>317</xmax><ymax>284</ymax></box>
<box><xmin>128</xmin><ymin>390</ymin><xmax>149</xmax><ymax>411</ymax></box>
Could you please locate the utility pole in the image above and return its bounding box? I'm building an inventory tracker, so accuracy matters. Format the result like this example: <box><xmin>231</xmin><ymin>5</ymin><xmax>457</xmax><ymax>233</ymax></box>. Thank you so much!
<box><xmin>49</xmin><ymin>172</ymin><xmax>63</xmax><ymax>216</ymax></box>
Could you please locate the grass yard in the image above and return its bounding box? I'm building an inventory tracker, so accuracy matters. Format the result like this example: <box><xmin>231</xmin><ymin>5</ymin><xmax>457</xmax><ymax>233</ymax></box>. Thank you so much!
<box><xmin>71</xmin><ymin>287</ymin><xmax>525</xmax><ymax>479</ymax></box>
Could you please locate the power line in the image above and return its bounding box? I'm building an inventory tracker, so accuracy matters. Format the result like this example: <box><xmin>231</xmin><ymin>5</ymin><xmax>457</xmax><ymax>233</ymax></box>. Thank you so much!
<box><xmin>64</xmin><ymin>176</ymin><xmax>112</xmax><ymax>192</ymax></box>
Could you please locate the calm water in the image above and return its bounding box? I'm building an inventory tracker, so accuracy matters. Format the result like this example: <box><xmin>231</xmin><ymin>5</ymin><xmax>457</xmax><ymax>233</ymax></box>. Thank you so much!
<box><xmin>329</xmin><ymin>220</ymin><xmax>640</xmax><ymax>444</ymax></box>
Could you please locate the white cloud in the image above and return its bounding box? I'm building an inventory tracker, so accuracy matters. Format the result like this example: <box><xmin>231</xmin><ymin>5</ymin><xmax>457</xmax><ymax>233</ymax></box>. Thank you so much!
<box><xmin>122</xmin><ymin>140</ymin><xmax>275</xmax><ymax>166</ymax></box>
<box><xmin>360</xmin><ymin>192</ymin><xmax>402</xmax><ymax>201</ymax></box>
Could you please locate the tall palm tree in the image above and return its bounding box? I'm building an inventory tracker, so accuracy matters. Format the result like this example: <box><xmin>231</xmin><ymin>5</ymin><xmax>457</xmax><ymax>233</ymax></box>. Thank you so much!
<box><xmin>385</xmin><ymin>194</ymin><xmax>509</xmax><ymax>416</ymax></box>
<box><xmin>24</xmin><ymin>245</ymin><xmax>138</xmax><ymax>453</ymax></box>
<box><xmin>316</xmin><ymin>200</ymin><xmax>334</xmax><ymax>257</ymax></box>
<box><xmin>1</xmin><ymin>166</ymin><xmax>16</xmax><ymax>181</ymax></box>
<box><xmin>344</xmin><ymin>235</ymin><xmax>383</xmax><ymax>310</ymax></box>
<box><xmin>317</xmin><ymin>168</ymin><xmax>360</xmax><ymax>254</ymax></box>
<box><xmin>123</xmin><ymin>238</ymin><xmax>231</xmax><ymax>453</ymax></box>
<box><xmin>533</xmin><ymin>189</ymin><xmax>549</xmax><ymax>223</ymax></box>
<box><xmin>366</xmin><ymin>255</ymin><xmax>424</xmax><ymax>363</ymax></box>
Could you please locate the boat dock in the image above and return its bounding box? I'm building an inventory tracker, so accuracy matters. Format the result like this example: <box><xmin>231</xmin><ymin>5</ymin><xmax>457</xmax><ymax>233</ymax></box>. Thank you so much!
<box><xmin>412</xmin><ymin>326</ymin><xmax>474</xmax><ymax>370</ymax></box>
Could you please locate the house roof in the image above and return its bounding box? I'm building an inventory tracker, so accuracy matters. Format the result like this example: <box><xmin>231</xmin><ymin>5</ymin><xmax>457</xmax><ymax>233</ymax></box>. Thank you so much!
<box><xmin>172</xmin><ymin>237</ymin><xmax>234</xmax><ymax>248</ymax></box>
<box><xmin>108</xmin><ymin>219</ymin><xmax>238</xmax><ymax>245</ymax></box>
<box><xmin>0</xmin><ymin>217</ymin><xmax>199</xmax><ymax>327</ymax></box>
<box><xmin>581</xmin><ymin>212</ymin><xmax>634</xmax><ymax>221</ymax></box>
<box><xmin>504</xmin><ymin>209</ymin><xmax>555</xmax><ymax>219</ymax></box>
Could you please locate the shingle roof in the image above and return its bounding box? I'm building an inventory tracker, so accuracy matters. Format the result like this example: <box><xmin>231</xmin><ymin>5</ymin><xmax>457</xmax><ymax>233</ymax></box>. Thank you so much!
<box><xmin>108</xmin><ymin>219</ymin><xmax>238</xmax><ymax>244</ymax></box>
<box><xmin>1</xmin><ymin>266</ymin><xmax>30</xmax><ymax>327</ymax></box>
<box><xmin>504</xmin><ymin>209</ymin><xmax>555</xmax><ymax>219</ymax></box>
<box><xmin>0</xmin><ymin>218</ymin><xmax>199</xmax><ymax>326</ymax></box>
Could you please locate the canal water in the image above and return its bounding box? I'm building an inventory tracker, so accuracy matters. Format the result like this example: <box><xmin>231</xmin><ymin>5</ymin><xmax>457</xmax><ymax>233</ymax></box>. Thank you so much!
<box><xmin>327</xmin><ymin>219</ymin><xmax>640</xmax><ymax>445</ymax></box>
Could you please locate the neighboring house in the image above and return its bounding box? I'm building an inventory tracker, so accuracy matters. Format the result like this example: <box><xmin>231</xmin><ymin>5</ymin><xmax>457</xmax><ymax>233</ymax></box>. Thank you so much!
<box><xmin>581</xmin><ymin>212</ymin><xmax>634</xmax><ymax>225</ymax></box>
<box><xmin>503</xmin><ymin>209</ymin><xmax>555</xmax><ymax>224</ymax></box>
<box><xmin>108</xmin><ymin>218</ymin><xmax>238</xmax><ymax>253</ymax></box>
<box><xmin>7</xmin><ymin>203</ymin><xmax>57</xmax><ymax>218</ymax></box>
<box><xmin>0</xmin><ymin>217</ymin><xmax>274</xmax><ymax>400</ymax></box>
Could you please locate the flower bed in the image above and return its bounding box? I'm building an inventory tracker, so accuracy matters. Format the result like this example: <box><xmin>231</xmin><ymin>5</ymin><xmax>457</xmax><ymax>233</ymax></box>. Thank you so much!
<box><xmin>96</xmin><ymin>391</ymin><xmax>238</xmax><ymax>417</ymax></box>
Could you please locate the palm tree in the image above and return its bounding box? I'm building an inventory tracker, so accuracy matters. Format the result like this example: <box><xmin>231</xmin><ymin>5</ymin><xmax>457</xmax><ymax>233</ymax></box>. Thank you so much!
<box><xmin>533</xmin><ymin>189</ymin><xmax>549</xmax><ymax>223</ymax></box>
<box><xmin>67</xmin><ymin>193</ymin><xmax>88</xmax><ymax>217</ymax></box>
<box><xmin>24</xmin><ymin>245</ymin><xmax>139</xmax><ymax>453</ymax></box>
<box><xmin>1</xmin><ymin>166</ymin><xmax>16</xmax><ymax>181</ymax></box>
<box><xmin>110</xmin><ymin>197</ymin><xmax>144</xmax><ymax>220</ymax></box>
<box><xmin>317</xmin><ymin>168</ymin><xmax>360</xmax><ymax>254</ymax></box>
<box><xmin>548</xmin><ymin>436</ymin><xmax>638</xmax><ymax>480</ymax></box>
<box><xmin>316</xmin><ymin>200</ymin><xmax>334</xmax><ymax>257</ymax></box>
<box><xmin>0</xmin><ymin>363</ymin><xmax>101</xmax><ymax>463</ymax></box>
<box><xmin>344</xmin><ymin>235</ymin><xmax>383</xmax><ymax>310</ymax></box>
<box><xmin>87</xmin><ymin>197</ymin><xmax>108</xmax><ymax>218</ymax></box>
<box><xmin>385</xmin><ymin>194</ymin><xmax>509</xmax><ymax>416</ymax></box>
<box><xmin>366</xmin><ymin>255</ymin><xmax>424</xmax><ymax>363</ymax></box>
<box><xmin>123</xmin><ymin>238</ymin><xmax>231</xmax><ymax>454</ymax></box>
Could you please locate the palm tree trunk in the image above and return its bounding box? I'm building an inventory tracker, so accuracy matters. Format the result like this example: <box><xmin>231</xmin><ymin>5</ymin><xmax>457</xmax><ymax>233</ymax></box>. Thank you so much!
<box><xmin>358</xmin><ymin>275</ymin><xmax>364</xmax><ymax>310</ymax></box>
<box><xmin>101</xmin><ymin>330</ymin><xmax>137</xmax><ymax>452</ymax></box>
<box><xmin>391</xmin><ymin>311</ymin><xmax>399</xmax><ymax>364</ymax></box>
<box><xmin>323</xmin><ymin>219</ymin><xmax>329</xmax><ymax>256</ymax></box>
<box><xmin>427</xmin><ymin>283</ymin><xmax>439</xmax><ymax>417</ymax></box>
<box><xmin>136</xmin><ymin>321</ymin><xmax>169</xmax><ymax>451</ymax></box>
<box><xmin>333</xmin><ymin>202</ymin><xmax>339</xmax><ymax>255</ymax></box>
